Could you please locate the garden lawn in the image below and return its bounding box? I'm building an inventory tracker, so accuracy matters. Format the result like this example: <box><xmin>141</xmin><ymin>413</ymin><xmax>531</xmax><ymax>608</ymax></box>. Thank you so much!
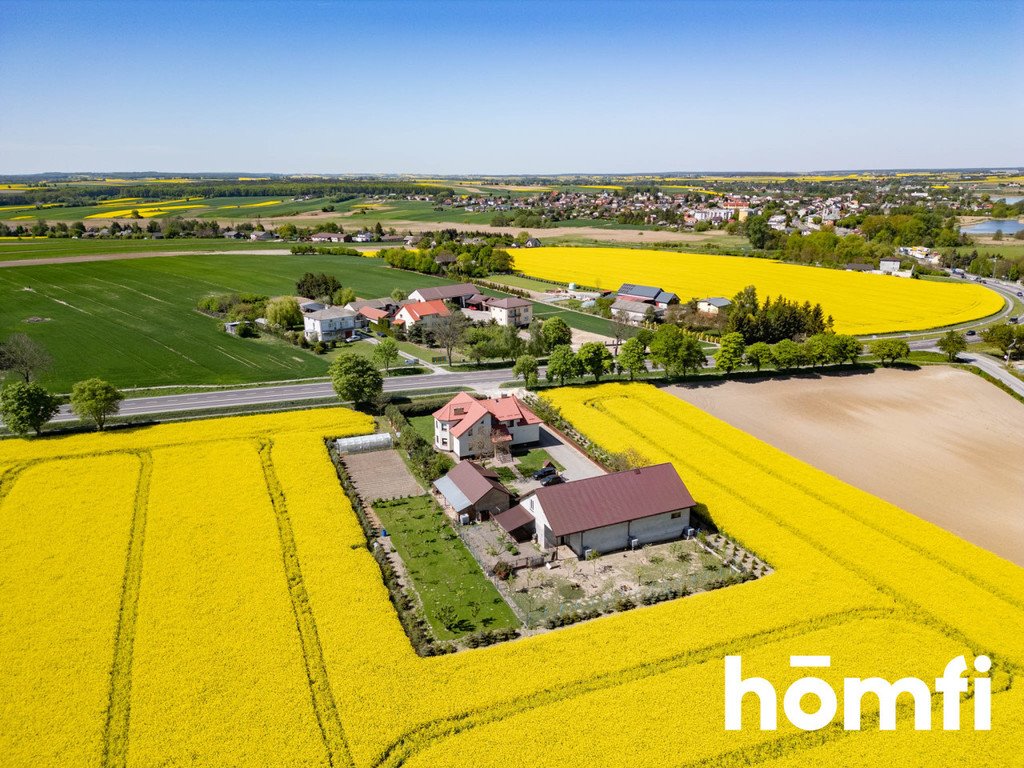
<box><xmin>407</xmin><ymin>415</ymin><xmax>435</xmax><ymax>443</ymax></box>
<box><xmin>373</xmin><ymin>496</ymin><xmax>518</xmax><ymax>639</ymax></box>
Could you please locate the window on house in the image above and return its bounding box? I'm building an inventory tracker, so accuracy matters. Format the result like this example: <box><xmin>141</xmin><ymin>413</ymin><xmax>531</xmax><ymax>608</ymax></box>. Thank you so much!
<box><xmin>670</xmin><ymin>511</ymin><xmax>682</xmax><ymax>519</ymax></box>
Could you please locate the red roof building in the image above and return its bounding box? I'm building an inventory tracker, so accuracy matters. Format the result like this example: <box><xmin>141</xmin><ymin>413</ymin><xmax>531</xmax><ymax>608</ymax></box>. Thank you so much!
<box><xmin>433</xmin><ymin>393</ymin><xmax>543</xmax><ymax>458</ymax></box>
<box><xmin>504</xmin><ymin>463</ymin><xmax>696</xmax><ymax>556</ymax></box>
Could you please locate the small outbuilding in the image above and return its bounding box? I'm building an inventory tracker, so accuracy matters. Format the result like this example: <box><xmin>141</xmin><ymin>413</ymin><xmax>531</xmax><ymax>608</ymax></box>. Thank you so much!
<box><xmin>433</xmin><ymin>460</ymin><xmax>514</xmax><ymax>521</ymax></box>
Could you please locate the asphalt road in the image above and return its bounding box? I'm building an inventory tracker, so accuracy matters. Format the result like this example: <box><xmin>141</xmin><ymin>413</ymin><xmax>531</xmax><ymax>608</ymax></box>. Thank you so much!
<box><xmin>49</xmin><ymin>367</ymin><xmax>521</xmax><ymax>423</ymax></box>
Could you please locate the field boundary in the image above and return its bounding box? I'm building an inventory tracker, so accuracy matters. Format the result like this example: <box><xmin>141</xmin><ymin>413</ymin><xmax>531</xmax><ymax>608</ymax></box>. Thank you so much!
<box><xmin>101</xmin><ymin>451</ymin><xmax>152</xmax><ymax>768</ymax></box>
<box><xmin>258</xmin><ymin>439</ymin><xmax>355</xmax><ymax>768</ymax></box>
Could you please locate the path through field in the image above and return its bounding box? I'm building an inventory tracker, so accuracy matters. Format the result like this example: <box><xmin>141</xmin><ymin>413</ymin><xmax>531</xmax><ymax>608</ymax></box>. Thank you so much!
<box><xmin>667</xmin><ymin>366</ymin><xmax>1024</xmax><ymax>565</ymax></box>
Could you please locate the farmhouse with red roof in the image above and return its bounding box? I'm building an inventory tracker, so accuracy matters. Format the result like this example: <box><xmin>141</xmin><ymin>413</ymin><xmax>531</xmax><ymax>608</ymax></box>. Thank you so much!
<box><xmin>432</xmin><ymin>392</ymin><xmax>542</xmax><ymax>458</ymax></box>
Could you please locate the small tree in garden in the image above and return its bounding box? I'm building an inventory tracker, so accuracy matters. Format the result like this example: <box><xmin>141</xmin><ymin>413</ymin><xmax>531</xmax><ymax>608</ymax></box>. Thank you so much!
<box><xmin>512</xmin><ymin>354</ymin><xmax>539</xmax><ymax>386</ymax></box>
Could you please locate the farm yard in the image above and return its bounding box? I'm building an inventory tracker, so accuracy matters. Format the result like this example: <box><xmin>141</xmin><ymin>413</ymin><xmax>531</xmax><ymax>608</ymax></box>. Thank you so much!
<box><xmin>1</xmin><ymin>392</ymin><xmax>1022</xmax><ymax>767</ymax></box>
<box><xmin>512</xmin><ymin>246</ymin><xmax>1005</xmax><ymax>334</ymax></box>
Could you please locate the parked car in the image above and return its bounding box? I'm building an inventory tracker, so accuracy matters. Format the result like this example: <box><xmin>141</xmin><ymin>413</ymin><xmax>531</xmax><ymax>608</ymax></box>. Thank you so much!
<box><xmin>532</xmin><ymin>465</ymin><xmax>557</xmax><ymax>480</ymax></box>
<box><xmin>1010</xmin><ymin>317</ymin><xmax>1019</xmax><ymax>325</ymax></box>
<box><xmin>966</xmin><ymin>329</ymin><xmax>977</xmax><ymax>336</ymax></box>
<box><xmin>540</xmin><ymin>474</ymin><xmax>564</xmax><ymax>487</ymax></box>
<box><xmin>1016</xmin><ymin>291</ymin><xmax>1023</xmax><ymax>298</ymax></box>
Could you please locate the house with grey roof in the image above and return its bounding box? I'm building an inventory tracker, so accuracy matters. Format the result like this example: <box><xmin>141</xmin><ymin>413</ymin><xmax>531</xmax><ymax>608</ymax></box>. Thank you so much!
<box><xmin>616</xmin><ymin>283</ymin><xmax>679</xmax><ymax>308</ymax></box>
<box><xmin>696</xmin><ymin>297</ymin><xmax>732</xmax><ymax>315</ymax></box>
<box><xmin>303</xmin><ymin>306</ymin><xmax>358</xmax><ymax>342</ymax></box>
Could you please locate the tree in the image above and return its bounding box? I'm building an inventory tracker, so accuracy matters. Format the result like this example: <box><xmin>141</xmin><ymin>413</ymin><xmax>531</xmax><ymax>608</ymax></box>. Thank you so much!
<box><xmin>0</xmin><ymin>333</ymin><xmax>52</xmax><ymax>382</ymax></box>
<box><xmin>70</xmin><ymin>378</ymin><xmax>123</xmax><ymax>431</ymax></box>
<box><xmin>390</xmin><ymin>288</ymin><xmax>408</xmax><ymax>302</ymax></box>
<box><xmin>512</xmin><ymin>354</ymin><xmax>539</xmax><ymax>386</ymax></box>
<box><xmin>295</xmin><ymin>272</ymin><xmax>341</xmax><ymax>300</ymax></box>
<box><xmin>745</xmin><ymin>342</ymin><xmax>773</xmax><ymax>371</ymax></box>
<box><xmin>715</xmin><ymin>332</ymin><xmax>746</xmax><ymax>373</ymax></box>
<box><xmin>609</xmin><ymin>310</ymin><xmax>634</xmax><ymax>355</ymax></box>
<box><xmin>617</xmin><ymin>336</ymin><xmax>647</xmax><ymax>380</ymax></box>
<box><xmin>870</xmin><ymin>338</ymin><xmax>911</xmax><ymax>366</ymax></box>
<box><xmin>745</xmin><ymin>214</ymin><xmax>774</xmax><ymax>250</ymax></box>
<box><xmin>372</xmin><ymin>337</ymin><xmax>400</xmax><ymax>373</ymax></box>
<box><xmin>430</xmin><ymin>312</ymin><xmax>469</xmax><ymax>366</ymax></box>
<box><xmin>497</xmin><ymin>324</ymin><xmax>526</xmax><ymax>362</ymax></box>
<box><xmin>264</xmin><ymin>297</ymin><xmax>302</xmax><ymax>329</ymax></box>
<box><xmin>649</xmin><ymin>325</ymin><xmax>706</xmax><ymax>377</ymax></box>
<box><xmin>331</xmin><ymin>286</ymin><xmax>357</xmax><ymax>306</ymax></box>
<box><xmin>526</xmin><ymin>318</ymin><xmax>547</xmax><ymax>356</ymax></box>
<box><xmin>981</xmin><ymin>324</ymin><xmax>1016</xmax><ymax>357</ymax></box>
<box><xmin>0</xmin><ymin>382</ymin><xmax>60</xmax><ymax>436</ymax></box>
<box><xmin>329</xmin><ymin>354</ymin><xmax>383</xmax><ymax>411</ymax></box>
<box><xmin>770</xmin><ymin>339</ymin><xmax>804</xmax><ymax>370</ymax></box>
<box><xmin>833</xmin><ymin>335</ymin><xmax>863</xmax><ymax>364</ymax></box>
<box><xmin>577</xmin><ymin>342</ymin><xmax>613</xmax><ymax>382</ymax></box>
<box><xmin>546</xmin><ymin>345</ymin><xmax>582</xmax><ymax>385</ymax></box>
<box><xmin>936</xmin><ymin>330</ymin><xmax>967</xmax><ymax>362</ymax></box>
<box><xmin>541</xmin><ymin>316</ymin><xmax>572</xmax><ymax>349</ymax></box>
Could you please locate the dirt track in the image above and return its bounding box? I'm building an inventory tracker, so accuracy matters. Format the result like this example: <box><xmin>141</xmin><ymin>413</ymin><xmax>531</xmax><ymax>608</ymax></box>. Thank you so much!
<box><xmin>666</xmin><ymin>366</ymin><xmax>1024</xmax><ymax>566</ymax></box>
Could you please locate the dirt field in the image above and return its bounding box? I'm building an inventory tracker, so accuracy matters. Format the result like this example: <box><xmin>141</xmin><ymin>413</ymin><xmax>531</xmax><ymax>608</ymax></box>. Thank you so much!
<box><xmin>341</xmin><ymin>449</ymin><xmax>425</xmax><ymax>501</ymax></box>
<box><xmin>666</xmin><ymin>366</ymin><xmax>1024</xmax><ymax>566</ymax></box>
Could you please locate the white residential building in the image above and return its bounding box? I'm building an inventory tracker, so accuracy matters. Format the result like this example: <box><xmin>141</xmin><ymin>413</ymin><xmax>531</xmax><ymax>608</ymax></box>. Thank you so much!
<box><xmin>303</xmin><ymin>306</ymin><xmax>358</xmax><ymax>341</ymax></box>
<box><xmin>433</xmin><ymin>393</ymin><xmax>542</xmax><ymax>458</ymax></box>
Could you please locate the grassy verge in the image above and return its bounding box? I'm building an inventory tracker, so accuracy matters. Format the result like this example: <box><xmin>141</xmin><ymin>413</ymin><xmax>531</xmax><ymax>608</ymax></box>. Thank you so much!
<box><xmin>373</xmin><ymin>496</ymin><xmax>519</xmax><ymax>639</ymax></box>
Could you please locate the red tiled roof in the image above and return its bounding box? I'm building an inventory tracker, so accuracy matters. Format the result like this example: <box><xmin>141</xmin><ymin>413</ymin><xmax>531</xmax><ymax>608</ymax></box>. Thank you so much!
<box><xmin>358</xmin><ymin>306</ymin><xmax>389</xmax><ymax>321</ymax></box>
<box><xmin>530</xmin><ymin>463</ymin><xmax>695</xmax><ymax>536</ymax></box>
<box><xmin>399</xmin><ymin>299</ymin><xmax>451</xmax><ymax>322</ymax></box>
<box><xmin>433</xmin><ymin>393</ymin><xmax>542</xmax><ymax>438</ymax></box>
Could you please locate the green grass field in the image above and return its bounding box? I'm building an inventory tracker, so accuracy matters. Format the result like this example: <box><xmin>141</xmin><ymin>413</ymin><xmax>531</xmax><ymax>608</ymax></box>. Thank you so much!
<box><xmin>0</xmin><ymin>253</ymin><xmax>462</xmax><ymax>391</ymax></box>
<box><xmin>0</xmin><ymin>237</ymin><xmax>300</xmax><ymax>261</ymax></box>
<box><xmin>372</xmin><ymin>495</ymin><xmax>518</xmax><ymax>639</ymax></box>
<box><xmin>0</xmin><ymin>250</ymin><xmax>613</xmax><ymax>391</ymax></box>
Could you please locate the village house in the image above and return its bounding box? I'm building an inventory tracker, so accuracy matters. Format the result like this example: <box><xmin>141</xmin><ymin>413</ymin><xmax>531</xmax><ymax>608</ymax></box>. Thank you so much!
<box><xmin>611</xmin><ymin>298</ymin><xmax>657</xmax><ymax>323</ymax></box>
<box><xmin>879</xmin><ymin>256</ymin><xmax>902</xmax><ymax>274</ymax></box>
<box><xmin>250</xmin><ymin>230</ymin><xmax>275</xmax><ymax>241</ymax></box>
<box><xmin>310</xmin><ymin>232</ymin><xmax>345</xmax><ymax>243</ymax></box>
<box><xmin>486</xmin><ymin>296</ymin><xmax>533</xmax><ymax>327</ymax></box>
<box><xmin>408</xmin><ymin>283</ymin><xmax>478</xmax><ymax>307</ymax></box>
<box><xmin>433</xmin><ymin>392</ymin><xmax>542</xmax><ymax>459</ymax></box>
<box><xmin>303</xmin><ymin>306</ymin><xmax>358</xmax><ymax>341</ymax></box>
<box><xmin>697</xmin><ymin>297</ymin><xmax>732</xmax><ymax>315</ymax></box>
<box><xmin>432</xmin><ymin>461</ymin><xmax>514</xmax><ymax>522</ymax></box>
<box><xmin>494</xmin><ymin>463</ymin><xmax>695</xmax><ymax>557</ymax></box>
<box><xmin>295</xmin><ymin>296</ymin><xmax>326</xmax><ymax>313</ymax></box>
<box><xmin>616</xmin><ymin>283</ymin><xmax>678</xmax><ymax>309</ymax></box>
<box><xmin>393</xmin><ymin>299</ymin><xmax>451</xmax><ymax>329</ymax></box>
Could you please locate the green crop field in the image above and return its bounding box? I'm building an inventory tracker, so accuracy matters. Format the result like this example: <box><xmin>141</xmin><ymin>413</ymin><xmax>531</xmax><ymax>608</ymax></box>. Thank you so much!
<box><xmin>0</xmin><ymin>251</ymin><xmax>611</xmax><ymax>391</ymax></box>
<box><xmin>0</xmin><ymin>238</ymin><xmax>300</xmax><ymax>261</ymax></box>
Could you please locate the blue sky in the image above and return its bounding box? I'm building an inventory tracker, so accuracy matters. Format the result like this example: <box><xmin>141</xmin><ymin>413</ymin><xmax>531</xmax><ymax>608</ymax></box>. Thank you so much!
<box><xmin>0</xmin><ymin>0</ymin><xmax>1021</xmax><ymax>174</ymax></box>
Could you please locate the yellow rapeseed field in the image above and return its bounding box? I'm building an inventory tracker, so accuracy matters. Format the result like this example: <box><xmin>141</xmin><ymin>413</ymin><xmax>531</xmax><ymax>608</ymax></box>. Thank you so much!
<box><xmin>1</xmin><ymin>394</ymin><xmax>1020</xmax><ymax>767</ymax></box>
<box><xmin>513</xmin><ymin>246</ymin><xmax>1003</xmax><ymax>334</ymax></box>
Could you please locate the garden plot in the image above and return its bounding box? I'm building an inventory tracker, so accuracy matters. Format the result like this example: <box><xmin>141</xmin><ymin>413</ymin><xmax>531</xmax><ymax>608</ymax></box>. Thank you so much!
<box><xmin>341</xmin><ymin>449</ymin><xmax>424</xmax><ymax>501</ymax></box>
